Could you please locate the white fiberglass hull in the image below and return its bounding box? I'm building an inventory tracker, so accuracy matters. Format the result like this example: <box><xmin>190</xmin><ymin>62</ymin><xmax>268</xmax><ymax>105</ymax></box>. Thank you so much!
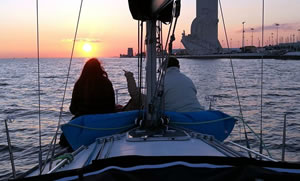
<box><xmin>26</xmin><ymin>128</ymin><xmax>240</xmax><ymax>177</ymax></box>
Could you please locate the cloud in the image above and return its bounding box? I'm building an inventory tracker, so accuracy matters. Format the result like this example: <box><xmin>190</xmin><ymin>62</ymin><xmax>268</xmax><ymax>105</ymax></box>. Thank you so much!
<box><xmin>259</xmin><ymin>23</ymin><xmax>300</xmax><ymax>32</ymax></box>
<box><xmin>61</xmin><ymin>38</ymin><xmax>102</xmax><ymax>43</ymax></box>
<box><xmin>236</xmin><ymin>22</ymin><xmax>300</xmax><ymax>33</ymax></box>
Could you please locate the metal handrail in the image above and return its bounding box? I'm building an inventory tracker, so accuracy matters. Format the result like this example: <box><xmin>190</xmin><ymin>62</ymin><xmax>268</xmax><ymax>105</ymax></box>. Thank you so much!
<box><xmin>227</xmin><ymin>141</ymin><xmax>278</xmax><ymax>162</ymax></box>
<box><xmin>282</xmin><ymin>113</ymin><xmax>288</xmax><ymax>162</ymax></box>
<box><xmin>114</xmin><ymin>87</ymin><xmax>128</xmax><ymax>105</ymax></box>
<box><xmin>114</xmin><ymin>87</ymin><xmax>146</xmax><ymax>104</ymax></box>
<box><xmin>4</xmin><ymin>117</ymin><xmax>16</xmax><ymax>179</ymax></box>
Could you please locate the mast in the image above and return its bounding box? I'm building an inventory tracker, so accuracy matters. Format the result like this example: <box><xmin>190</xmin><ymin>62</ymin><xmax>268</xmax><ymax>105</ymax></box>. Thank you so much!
<box><xmin>128</xmin><ymin>0</ymin><xmax>176</xmax><ymax>128</ymax></box>
<box><xmin>145</xmin><ymin>20</ymin><xmax>158</xmax><ymax>127</ymax></box>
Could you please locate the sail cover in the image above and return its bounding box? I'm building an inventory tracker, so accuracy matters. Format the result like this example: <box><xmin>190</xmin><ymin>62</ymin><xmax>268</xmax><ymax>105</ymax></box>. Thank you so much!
<box><xmin>165</xmin><ymin>110</ymin><xmax>236</xmax><ymax>142</ymax></box>
<box><xmin>61</xmin><ymin>110</ymin><xmax>235</xmax><ymax>150</ymax></box>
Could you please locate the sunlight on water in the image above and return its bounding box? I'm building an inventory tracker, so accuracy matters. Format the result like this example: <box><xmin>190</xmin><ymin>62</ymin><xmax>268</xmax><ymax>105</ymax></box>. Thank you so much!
<box><xmin>0</xmin><ymin>58</ymin><xmax>299</xmax><ymax>179</ymax></box>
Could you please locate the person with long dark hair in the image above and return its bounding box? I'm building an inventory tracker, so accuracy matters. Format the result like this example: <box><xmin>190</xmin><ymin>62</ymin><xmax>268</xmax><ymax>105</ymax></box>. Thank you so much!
<box><xmin>60</xmin><ymin>58</ymin><xmax>116</xmax><ymax>149</ymax></box>
<box><xmin>70</xmin><ymin>58</ymin><xmax>115</xmax><ymax>117</ymax></box>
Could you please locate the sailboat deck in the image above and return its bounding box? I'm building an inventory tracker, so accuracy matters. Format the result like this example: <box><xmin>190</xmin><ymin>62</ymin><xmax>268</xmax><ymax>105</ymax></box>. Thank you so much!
<box><xmin>107</xmin><ymin>136</ymin><xmax>225</xmax><ymax>157</ymax></box>
<box><xmin>24</xmin><ymin>131</ymin><xmax>300</xmax><ymax>180</ymax></box>
<box><xmin>27</xmin><ymin>131</ymin><xmax>239</xmax><ymax>177</ymax></box>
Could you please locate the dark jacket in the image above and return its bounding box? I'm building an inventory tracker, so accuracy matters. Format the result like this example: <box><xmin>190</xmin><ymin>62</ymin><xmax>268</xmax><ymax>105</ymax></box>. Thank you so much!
<box><xmin>70</xmin><ymin>76</ymin><xmax>115</xmax><ymax>117</ymax></box>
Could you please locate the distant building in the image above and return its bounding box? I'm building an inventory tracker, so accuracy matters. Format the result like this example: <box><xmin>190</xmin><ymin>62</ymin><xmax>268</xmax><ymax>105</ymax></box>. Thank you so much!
<box><xmin>277</xmin><ymin>42</ymin><xmax>300</xmax><ymax>51</ymax></box>
<box><xmin>120</xmin><ymin>48</ymin><xmax>134</xmax><ymax>58</ymax></box>
<box><xmin>181</xmin><ymin>0</ymin><xmax>222</xmax><ymax>55</ymax></box>
<box><xmin>127</xmin><ymin>48</ymin><xmax>133</xmax><ymax>57</ymax></box>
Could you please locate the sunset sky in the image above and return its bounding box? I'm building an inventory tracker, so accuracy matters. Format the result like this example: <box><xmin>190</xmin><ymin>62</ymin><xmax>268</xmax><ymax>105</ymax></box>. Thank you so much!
<box><xmin>0</xmin><ymin>0</ymin><xmax>299</xmax><ymax>58</ymax></box>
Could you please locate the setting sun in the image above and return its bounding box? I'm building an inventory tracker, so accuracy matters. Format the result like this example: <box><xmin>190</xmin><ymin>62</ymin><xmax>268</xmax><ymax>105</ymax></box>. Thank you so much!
<box><xmin>83</xmin><ymin>43</ymin><xmax>92</xmax><ymax>53</ymax></box>
<box><xmin>78</xmin><ymin>42</ymin><xmax>101</xmax><ymax>58</ymax></box>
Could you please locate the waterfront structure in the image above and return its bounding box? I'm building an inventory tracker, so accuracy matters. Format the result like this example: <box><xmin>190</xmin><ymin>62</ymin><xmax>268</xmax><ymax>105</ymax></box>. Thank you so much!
<box><xmin>128</xmin><ymin>48</ymin><xmax>134</xmax><ymax>57</ymax></box>
<box><xmin>120</xmin><ymin>48</ymin><xmax>134</xmax><ymax>57</ymax></box>
<box><xmin>277</xmin><ymin>42</ymin><xmax>300</xmax><ymax>51</ymax></box>
<box><xmin>181</xmin><ymin>0</ymin><xmax>221</xmax><ymax>55</ymax></box>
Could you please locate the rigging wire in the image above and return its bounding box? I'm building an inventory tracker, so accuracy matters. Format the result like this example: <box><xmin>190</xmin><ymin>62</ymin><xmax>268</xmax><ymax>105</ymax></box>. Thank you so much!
<box><xmin>44</xmin><ymin>0</ymin><xmax>84</xmax><ymax>171</ymax></box>
<box><xmin>156</xmin><ymin>1</ymin><xmax>179</xmax><ymax>89</ymax></box>
<box><xmin>154</xmin><ymin>0</ymin><xmax>181</xmax><ymax>116</ymax></box>
<box><xmin>160</xmin><ymin>21</ymin><xmax>164</xmax><ymax>59</ymax></box>
<box><xmin>137</xmin><ymin>20</ymin><xmax>140</xmax><ymax>109</ymax></box>
<box><xmin>35</xmin><ymin>0</ymin><xmax>42</xmax><ymax>175</ymax></box>
<box><xmin>163</xmin><ymin>20</ymin><xmax>173</xmax><ymax>56</ymax></box>
<box><xmin>218</xmin><ymin>0</ymin><xmax>252</xmax><ymax>157</ymax></box>
<box><xmin>153</xmin><ymin>21</ymin><xmax>173</xmax><ymax>113</ymax></box>
<box><xmin>137</xmin><ymin>0</ymin><xmax>180</xmax><ymax>126</ymax></box>
<box><xmin>168</xmin><ymin>8</ymin><xmax>180</xmax><ymax>55</ymax></box>
<box><xmin>158</xmin><ymin>21</ymin><xmax>166</xmax><ymax>112</ymax></box>
<box><xmin>137</xmin><ymin>20</ymin><xmax>145</xmax><ymax>120</ymax></box>
<box><xmin>139</xmin><ymin>21</ymin><xmax>144</xmax><ymax>109</ymax></box>
<box><xmin>259</xmin><ymin>0</ymin><xmax>265</xmax><ymax>155</ymax></box>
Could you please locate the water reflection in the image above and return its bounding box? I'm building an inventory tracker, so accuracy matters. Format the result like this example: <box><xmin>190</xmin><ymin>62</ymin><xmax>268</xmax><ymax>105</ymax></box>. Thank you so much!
<box><xmin>0</xmin><ymin>57</ymin><xmax>299</xmax><ymax>179</ymax></box>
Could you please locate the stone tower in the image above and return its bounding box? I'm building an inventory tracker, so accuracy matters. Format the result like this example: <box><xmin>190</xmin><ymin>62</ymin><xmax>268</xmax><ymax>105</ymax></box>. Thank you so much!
<box><xmin>181</xmin><ymin>0</ymin><xmax>221</xmax><ymax>55</ymax></box>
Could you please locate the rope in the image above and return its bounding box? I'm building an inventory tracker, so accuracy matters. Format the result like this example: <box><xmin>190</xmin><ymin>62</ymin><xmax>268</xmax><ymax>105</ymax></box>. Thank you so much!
<box><xmin>163</xmin><ymin>18</ymin><xmax>173</xmax><ymax>55</ymax></box>
<box><xmin>159</xmin><ymin>21</ymin><xmax>164</xmax><ymax>57</ymax></box>
<box><xmin>35</xmin><ymin>0</ymin><xmax>43</xmax><ymax>175</ymax></box>
<box><xmin>64</xmin><ymin>123</ymin><xmax>135</xmax><ymax>131</ymax></box>
<box><xmin>170</xmin><ymin>116</ymin><xmax>236</xmax><ymax>125</ymax></box>
<box><xmin>44</xmin><ymin>0</ymin><xmax>84</xmax><ymax>171</ymax></box>
<box><xmin>153</xmin><ymin>0</ymin><xmax>181</xmax><ymax>115</ymax></box>
<box><xmin>54</xmin><ymin>153</ymin><xmax>74</xmax><ymax>163</ymax></box>
<box><xmin>218</xmin><ymin>0</ymin><xmax>252</xmax><ymax>156</ymax></box>
<box><xmin>259</xmin><ymin>0</ymin><xmax>265</xmax><ymax>155</ymax></box>
<box><xmin>168</xmin><ymin>15</ymin><xmax>179</xmax><ymax>55</ymax></box>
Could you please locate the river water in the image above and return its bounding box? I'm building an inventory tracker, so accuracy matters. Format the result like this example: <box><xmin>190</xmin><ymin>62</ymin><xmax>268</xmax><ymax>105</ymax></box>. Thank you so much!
<box><xmin>0</xmin><ymin>57</ymin><xmax>299</xmax><ymax>179</ymax></box>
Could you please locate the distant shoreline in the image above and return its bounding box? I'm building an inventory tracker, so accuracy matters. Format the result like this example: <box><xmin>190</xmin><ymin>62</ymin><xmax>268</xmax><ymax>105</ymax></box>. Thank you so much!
<box><xmin>176</xmin><ymin>53</ymin><xmax>300</xmax><ymax>60</ymax></box>
<box><xmin>1</xmin><ymin>54</ymin><xmax>300</xmax><ymax>60</ymax></box>
<box><xmin>119</xmin><ymin>53</ymin><xmax>300</xmax><ymax>60</ymax></box>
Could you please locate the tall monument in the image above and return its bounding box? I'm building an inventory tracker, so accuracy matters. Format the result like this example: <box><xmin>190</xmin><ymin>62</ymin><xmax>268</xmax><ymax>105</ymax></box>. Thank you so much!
<box><xmin>181</xmin><ymin>0</ymin><xmax>222</xmax><ymax>55</ymax></box>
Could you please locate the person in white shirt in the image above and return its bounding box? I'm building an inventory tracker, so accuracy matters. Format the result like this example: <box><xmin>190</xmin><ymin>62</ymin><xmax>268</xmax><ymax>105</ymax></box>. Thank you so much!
<box><xmin>163</xmin><ymin>57</ymin><xmax>204</xmax><ymax>112</ymax></box>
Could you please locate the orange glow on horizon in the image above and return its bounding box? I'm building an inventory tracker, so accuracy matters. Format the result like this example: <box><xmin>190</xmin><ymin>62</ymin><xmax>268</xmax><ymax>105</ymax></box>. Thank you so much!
<box><xmin>1</xmin><ymin>1</ymin><xmax>299</xmax><ymax>58</ymax></box>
